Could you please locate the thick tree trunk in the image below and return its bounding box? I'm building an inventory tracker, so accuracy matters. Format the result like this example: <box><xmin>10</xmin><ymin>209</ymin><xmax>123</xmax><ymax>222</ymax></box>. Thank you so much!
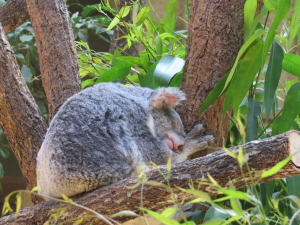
<box><xmin>25</xmin><ymin>0</ymin><xmax>82</xmax><ymax>121</ymax></box>
<box><xmin>1</xmin><ymin>130</ymin><xmax>300</xmax><ymax>224</ymax></box>
<box><xmin>109</xmin><ymin>0</ymin><xmax>146</xmax><ymax>56</ymax></box>
<box><xmin>0</xmin><ymin>0</ymin><xmax>30</xmax><ymax>34</ymax></box>
<box><xmin>177</xmin><ymin>0</ymin><xmax>264</xmax><ymax>156</ymax></box>
<box><xmin>0</xmin><ymin>24</ymin><xmax>47</xmax><ymax>191</ymax></box>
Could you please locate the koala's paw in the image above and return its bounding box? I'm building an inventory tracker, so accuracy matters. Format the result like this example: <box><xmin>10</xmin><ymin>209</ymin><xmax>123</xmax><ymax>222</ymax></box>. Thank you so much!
<box><xmin>184</xmin><ymin>124</ymin><xmax>217</xmax><ymax>154</ymax></box>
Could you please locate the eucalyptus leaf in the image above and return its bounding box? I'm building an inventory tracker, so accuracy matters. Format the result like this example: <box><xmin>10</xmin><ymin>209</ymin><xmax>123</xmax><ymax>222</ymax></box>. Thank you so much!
<box><xmin>223</xmin><ymin>29</ymin><xmax>265</xmax><ymax>92</ymax></box>
<box><xmin>244</xmin><ymin>0</ymin><xmax>257</xmax><ymax>40</ymax></box>
<box><xmin>156</xmin><ymin>34</ymin><xmax>163</xmax><ymax>61</ymax></box>
<box><xmin>278</xmin><ymin>82</ymin><xmax>300</xmax><ymax>134</ymax></box>
<box><xmin>21</xmin><ymin>65</ymin><xmax>33</xmax><ymax>83</ymax></box>
<box><xmin>115</xmin><ymin>56</ymin><xmax>153</xmax><ymax>70</ymax></box>
<box><xmin>287</xmin><ymin>175</ymin><xmax>300</xmax><ymax>208</ymax></box>
<box><xmin>96</xmin><ymin>61</ymin><xmax>131</xmax><ymax>83</ymax></box>
<box><xmin>199</xmin><ymin>72</ymin><xmax>229</xmax><ymax>117</ymax></box>
<box><xmin>260</xmin><ymin>180</ymin><xmax>276</xmax><ymax>212</ymax></box>
<box><xmin>136</xmin><ymin>6</ymin><xmax>150</xmax><ymax>27</ymax></box>
<box><xmin>246</xmin><ymin>99</ymin><xmax>261</xmax><ymax>142</ymax></box>
<box><xmin>288</xmin><ymin>0</ymin><xmax>300</xmax><ymax>47</ymax></box>
<box><xmin>203</xmin><ymin>207</ymin><xmax>230</xmax><ymax>223</ymax></box>
<box><xmin>160</xmin><ymin>0</ymin><xmax>177</xmax><ymax>25</ymax></box>
<box><xmin>153</xmin><ymin>56</ymin><xmax>185</xmax><ymax>88</ymax></box>
<box><xmin>232</xmin><ymin>42</ymin><xmax>264</xmax><ymax>113</ymax></box>
<box><xmin>264</xmin><ymin>41</ymin><xmax>284</xmax><ymax>120</ymax></box>
<box><xmin>140</xmin><ymin>62</ymin><xmax>158</xmax><ymax>89</ymax></box>
<box><xmin>262</xmin><ymin>0</ymin><xmax>291</xmax><ymax>65</ymax></box>
<box><xmin>282</xmin><ymin>53</ymin><xmax>300</xmax><ymax>78</ymax></box>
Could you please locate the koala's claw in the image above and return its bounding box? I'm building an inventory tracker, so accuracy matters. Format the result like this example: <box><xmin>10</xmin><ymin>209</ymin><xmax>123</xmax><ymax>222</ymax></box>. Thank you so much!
<box><xmin>186</xmin><ymin>124</ymin><xmax>214</xmax><ymax>141</ymax></box>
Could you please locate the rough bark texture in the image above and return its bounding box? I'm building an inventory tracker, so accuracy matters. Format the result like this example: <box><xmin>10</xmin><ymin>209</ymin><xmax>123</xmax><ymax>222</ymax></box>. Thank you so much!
<box><xmin>0</xmin><ymin>24</ymin><xmax>47</xmax><ymax>191</ymax></box>
<box><xmin>109</xmin><ymin>0</ymin><xmax>146</xmax><ymax>56</ymax></box>
<box><xmin>177</xmin><ymin>0</ymin><xmax>264</xmax><ymax>156</ymax></box>
<box><xmin>2</xmin><ymin>130</ymin><xmax>300</xmax><ymax>225</ymax></box>
<box><xmin>25</xmin><ymin>0</ymin><xmax>82</xmax><ymax>121</ymax></box>
<box><xmin>0</xmin><ymin>0</ymin><xmax>30</xmax><ymax>34</ymax></box>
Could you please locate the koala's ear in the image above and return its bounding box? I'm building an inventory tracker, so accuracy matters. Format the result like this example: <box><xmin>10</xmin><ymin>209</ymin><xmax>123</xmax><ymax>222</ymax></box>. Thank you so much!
<box><xmin>150</xmin><ymin>87</ymin><xmax>186</xmax><ymax>108</ymax></box>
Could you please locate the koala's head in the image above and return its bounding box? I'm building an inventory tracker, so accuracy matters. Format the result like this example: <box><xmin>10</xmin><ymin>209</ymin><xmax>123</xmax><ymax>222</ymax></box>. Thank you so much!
<box><xmin>149</xmin><ymin>87</ymin><xmax>186</xmax><ymax>154</ymax></box>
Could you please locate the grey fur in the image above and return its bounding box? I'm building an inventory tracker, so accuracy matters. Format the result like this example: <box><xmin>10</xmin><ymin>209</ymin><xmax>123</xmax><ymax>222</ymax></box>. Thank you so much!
<box><xmin>37</xmin><ymin>83</ymin><xmax>215</xmax><ymax>198</ymax></box>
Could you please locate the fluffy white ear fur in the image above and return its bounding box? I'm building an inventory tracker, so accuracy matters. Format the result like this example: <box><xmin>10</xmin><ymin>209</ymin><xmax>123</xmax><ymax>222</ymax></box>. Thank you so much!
<box><xmin>150</xmin><ymin>87</ymin><xmax>186</xmax><ymax>108</ymax></box>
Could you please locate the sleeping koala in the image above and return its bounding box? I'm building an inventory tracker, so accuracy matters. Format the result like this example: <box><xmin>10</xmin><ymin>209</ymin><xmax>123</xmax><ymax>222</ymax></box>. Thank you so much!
<box><xmin>37</xmin><ymin>83</ymin><xmax>215</xmax><ymax>198</ymax></box>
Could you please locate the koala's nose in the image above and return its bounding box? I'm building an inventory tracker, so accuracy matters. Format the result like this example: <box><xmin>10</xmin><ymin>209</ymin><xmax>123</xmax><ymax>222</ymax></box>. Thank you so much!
<box><xmin>173</xmin><ymin>140</ymin><xmax>184</xmax><ymax>150</ymax></box>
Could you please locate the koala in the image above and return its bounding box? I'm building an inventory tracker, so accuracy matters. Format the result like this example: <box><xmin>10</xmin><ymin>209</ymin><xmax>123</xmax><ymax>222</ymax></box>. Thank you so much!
<box><xmin>37</xmin><ymin>83</ymin><xmax>215</xmax><ymax>198</ymax></box>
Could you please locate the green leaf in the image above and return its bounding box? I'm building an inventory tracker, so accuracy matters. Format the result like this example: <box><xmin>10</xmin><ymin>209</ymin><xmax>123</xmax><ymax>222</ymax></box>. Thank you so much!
<box><xmin>223</xmin><ymin>29</ymin><xmax>266</xmax><ymax>92</ymax></box>
<box><xmin>15</xmin><ymin>193</ymin><xmax>21</xmax><ymax>219</ymax></box>
<box><xmin>263</xmin><ymin>0</ymin><xmax>278</xmax><ymax>13</ymax></box>
<box><xmin>161</xmin><ymin>208</ymin><xmax>176</xmax><ymax>218</ymax></box>
<box><xmin>156</xmin><ymin>34</ymin><xmax>163</xmax><ymax>61</ymax></box>
<box><xmin>262</xmin><ymin>0</ymin><xmax>291</xmax><ymax>65</ymax></box>
<box><xmin>278</xmin><ymin>83</ymin><xmax>300</xmax><ymax>134</ymax></box>
<box><xmin>82</xmin><ymin>79</ymin><xmax>94</xmax><ymax>88</ymax></box>
<box><xmin>287</xmin><ymin>175</ymin><xmax>300</xmax><ymax>195</ymax></box>
<box><xmin>244</xmin><ymin>0</ymin><xmax>258</xmax><ymax>40</ymax></box>
<box><xmin>31</xmin><ymin>186</ymin><xmax>40</xmax><ymax>192</ymax></box>
<box><xmin>139</xmin><ymin>207</ymin><xmax>180</xmax><ymax>225</ymax></box>
<box><xmin>271</xmin><ymin>115</ymin><xmax>281</xmax><ymax>136</ymax></box>
<box><xmin>260</xmin><ymin>154</ymin><xmax>293</xmax><ymax>179</ymax></box>
<box><xmin>136</xmin><ymin>6</ymin><xmax>150</xmax><ymax>27</ymax></box>
<box><xmin>203</xmin><ymin>206</ymin><xmax>230</xmax><ymax>223</ymax></box>
<box><xmin>180</xmin><ymin>189</ymin><xmax>211</xmax><ymax>201</ymax></box>
<box><xmin>20</xmin><ymin>34</ymin><xmax>34</xmax><ymax>42</ymax></box>
<box><xmin>260</xmin><ymin>180</ymin><xmax>276</xmax><ymax>212</ymax></box>
<box><xmin>282</xmin><ymin>53</ymin><xmax>300</xmax><ymax>78</ymax></box>
<box><xmin>288</xmin><ymin>0</ymin><xmax>300</xmax><ymax>47</ymax></box>
<box><xmin>21</xmin><ymin>65</ymin><xmax>33</xmax><ymax>83</ymax></box>
<box><xmin>199</xmin><ymin>73</ymin><xmax>229</xmax><ymax>117</ymax></box>
<box><xmin>228</xmin><ymin>182</ymin><xmax>243</xmax><ymax>216</ymax></box>
<box><xmin>164</xmin><ymin>13</ymin><xmax>176</xmax><ymax>33</ymax></box>
<box><xmin>169</xmin><ymin>72</ymin><xmax>182</xmax><ymax>87</ymax></box>
<box><xmin>246</xmin><ymin>99</ymin><xmax>261</xmax><ymax>142</ymax></box>
<box><xmin>160</xmin><ymin>0</ymin><xmax>177</xmax><ymax>25</ymax></box>
<box><xmin>232</xmin><ymin>42</ymin><xmax>264</xmax><ymax>113</ymax></box>
<box><xmin>167</xmin><ymin>153</ymin><xmax>172</xmax><ymax>173</ymax></box>
<box><xmin>141</xmin><ymin>62</ymin><xmax>158</xmax><ymax>89</ymax></box>
<box><xmin>153</xmin><ymin>56</ymin><xmax>185</xmax><ymax>88</ymax></box>
<box><xmin>96</xmin><ymin>61</ymin><xmax>131</xmax><ymax>83</ymax></box>
<box><xmin>188</xmin><ymin>210</ymin><xmax>206</xmax><ymax>224</ymax></box>
<box><xmin>81</xmin><ymin>5</ymin><xmax>96</xmax><ymax>18</ymax></box>
<box><xmin>264</xmin><ymin>41</ymin><xmax>284</xmax><ymax>120</ymax></box>
<box><xmin>0</xmin><ymin>148</ymin><xmax>10</xmax><ymax>160</ymax></box>
<box><xmin>202</xmin><ymin>218</ymin><xmax>224</xmax><ymax>225</ymax></box>
<box><xmin>115</xmin><ymin>56</ymin><xmax>153</xmax><ymax>70</ymax></box>
<box><xmin>107</xmin><ymin>6</ymin><xmax>131</xmax><ymax>30</ymax></box>
<box><xmin>245</xmin><ymin>10</ymin><xmax>268</xmax><ymax>41</ymax></box>
<box><xmin>0</xmin><ymin>163</ymin><xmax>4</xmax><ymax>180</ymax></box>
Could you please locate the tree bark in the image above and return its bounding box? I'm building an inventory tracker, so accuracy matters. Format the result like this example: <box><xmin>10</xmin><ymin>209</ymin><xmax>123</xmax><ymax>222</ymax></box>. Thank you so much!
<box><xmin>2</xmin><ymin>130</ymin><xmax>300</xmax><ymax>224</ymax></box>
<box><xmin>109</xmin><ymin>0</ymin><xmax>146</xmax><ymax>56</ymax></box>
<box><xmin>25</xmin><ymin>0</ymin><xmax>82</xmax><ymax>121</ymax></box>
<box><xmin>0</xmin><ymin>24</ymin><xmax>47</xmax><ymax>191</ymax></box>
<box><xmin>177</xmin><ymin>0</ymin><xmax>264</xmax><ymax>156</ymax></box>
<box><xmin>0</xmin><ymin>0</ymin><xmax>30</xmax><ymax>34</ymax></box>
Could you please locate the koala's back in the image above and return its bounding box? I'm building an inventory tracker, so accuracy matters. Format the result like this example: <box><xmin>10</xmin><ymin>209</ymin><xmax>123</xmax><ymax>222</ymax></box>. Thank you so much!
<box><xmin>37</xmin><ymin>83</ymin><xmax>156</xmax><ymax>198</ymax></box>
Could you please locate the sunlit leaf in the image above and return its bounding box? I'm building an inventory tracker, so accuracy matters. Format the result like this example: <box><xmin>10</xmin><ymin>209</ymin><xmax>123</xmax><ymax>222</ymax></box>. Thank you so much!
<box><xmin>262</xmin><ymin>0</ymin><xmax>291</xmax><ymax>65</ymax></box>
<box><xmin>244</xmin><ymin>0</ymin><xmax>257</xmax><ymax>40</ymax></box>
<box><xmin>137</xmin><ymin>6</ymin><xmax>150</xmax><ymax>26</ymax></box>
<box><xmin>139</xmin><ymin>207</ymin><xmax>180</xmax><ymax>225</ymax></box>
<box><xmin>260</xmin><ymin>154</ymin><xmax>293</xmax><ymax>179</ymax></box>
<box><xmin>223</xmin><ymin>29</ymin><xmax>265</xmax><ymax>92</ymax></box>
<box><xmin>288</xmin><ymin>0</ymin><xmax>300</xmax><ymax>47</ymax></box>
<box><xmin>282</xmin><ymin>53</ymin><xmax>300</xmax><ymax>78</ymax></box>
<box><xmin>96</xmin><ymin>61</ymin><xmax>131</xmax><ymax>83</ymax></box>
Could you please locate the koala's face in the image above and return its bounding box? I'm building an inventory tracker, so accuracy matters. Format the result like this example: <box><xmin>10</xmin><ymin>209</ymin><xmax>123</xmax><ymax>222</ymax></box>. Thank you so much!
<box><xmin>151</xmin><ymin>108</ymin><xmax>186</xmax><ymax>153</ymax></box>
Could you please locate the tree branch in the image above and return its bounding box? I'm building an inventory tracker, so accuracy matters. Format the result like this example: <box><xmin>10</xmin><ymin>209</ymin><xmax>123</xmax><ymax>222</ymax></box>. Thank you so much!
<box><xmin>1</xmin><ymin>130</ymin><xmax>300</xmax><ymax>224</ymax></box>
<box><xmin>0</xmin><ymin>0</ymin><xmax>30</xmax><ymax>34</ymax></box>
<box><xmin>25</xmin><ymin>0</ymin><xmax>82</xmax><ymax>121</ymax></box>
<box><xmin>0</xmin><ymin>23</ymin><xmax>47</xmax><ymax>191</ymax></box>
